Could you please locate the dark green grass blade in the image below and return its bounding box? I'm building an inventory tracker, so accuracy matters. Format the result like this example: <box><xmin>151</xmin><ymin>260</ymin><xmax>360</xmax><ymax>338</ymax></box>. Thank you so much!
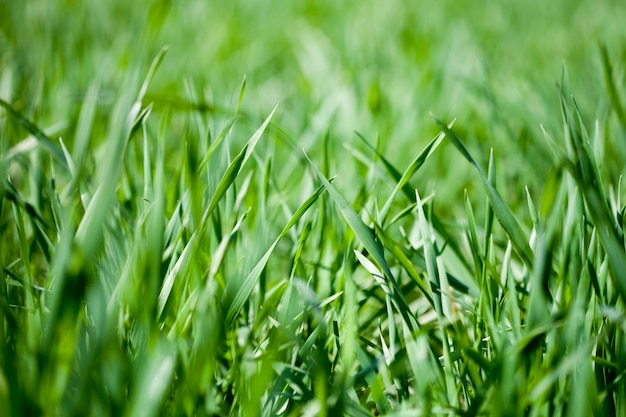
<box><xmin>379</xmin><ymin>128</ymin><xmax>447</xmax><ymax>222</ymax></box>
<box><xmin>0</xmin><ymin>98</ymin><xmax>69</xmax><ymax>169</ymax></box>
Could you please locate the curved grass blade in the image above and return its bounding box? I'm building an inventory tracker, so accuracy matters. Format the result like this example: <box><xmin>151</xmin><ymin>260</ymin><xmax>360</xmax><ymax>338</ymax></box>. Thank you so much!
<box><xmin>0</xmin><ymin>98</ymin><xmax>69</xmax><ymax>169</ymax></box>
<box><xmin>223</xmin><ymin>183</ymin><xmax>326</xmax><ymax>326</ymax></box>
<box><xmin>354</xmin><ymin>130</ymin><xmax>470</xmax><ymax>273</ymax></box>
<box><xmin>433</xmin><ymin>116</ymin><xmax>534</xmax><ymax>267</ymax></box>
<box><xmin>157</xmin><ymin>232</ymin><xmax>197</xmax><ymax>318</ymax></box>
<box><xmin>600</xmin><ymin>45</ymin><xmax>626</xmax><ymax>129</ymax></box>
<box><xmin>374</xmin><ymin>224</ymin><xmax>435</xmax><ymax>308</ymax></box>
<box><xmin>200</xmin><ymin>103</ymin><xmax>279</xmax><ymax>229</ymax></box>
<box><xmin>305</xmin><ymin>152</ymin><xmax>418</xmax><ymax>331</ymax></box>
<box><xmin>137</xmin><ymin>45</ymin><xmax>169</xmax><ymax>105</ymax></box>
<box><xmin>379</xmin><ymin>126</ymin><xmax>449</xmax><ymax>223</ymax></box>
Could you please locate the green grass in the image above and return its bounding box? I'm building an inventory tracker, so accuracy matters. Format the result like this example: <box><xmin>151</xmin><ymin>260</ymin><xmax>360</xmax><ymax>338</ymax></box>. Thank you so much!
<box><xmin>2</xmin><ymin>0</ymin><xmax>626</xmax><ymax>415</ymax></box>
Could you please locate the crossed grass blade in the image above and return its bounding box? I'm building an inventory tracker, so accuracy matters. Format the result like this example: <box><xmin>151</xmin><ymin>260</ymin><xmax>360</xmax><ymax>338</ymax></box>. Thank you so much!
<box><xmin>353</xmin><ymin>130</ymin><xmax>470</xmax><ymax>273</ymax></box>
<box><xmin>305</xmin><ymin>151</ymin><xmax>419</xmax><ymax>332</ymax></box>
<box><xmin>378</xmin><ymin>125</ymin><xmax>448</xmax><ymax>224</ymax></box>
<box><xmin>374</xmin><ymin>226</ymin><xmax>435</xmax><ymax>308</ymax></box>
<box><xmin>433</xmin><ymin>116</ymin><xmax>534</xmax><ymax>268</ymax></box>
<box><xmin>200</xmin><ymin>103</ymin><xmax>278</xmax><ymax>231</ymax></box>
<box><xmin>558</xmin><ymin>87</ymin><xmax>626</xmax><ymax>300</ymax></box>
<box><xmin>0</xmin><ymin>99</ymin><xmax>69</xmax><ymax>170</ymax></box>
<box><xmin>223</xmin><ymin>182</ymin><xmax>326</xmax><ymax>326</ymax></box>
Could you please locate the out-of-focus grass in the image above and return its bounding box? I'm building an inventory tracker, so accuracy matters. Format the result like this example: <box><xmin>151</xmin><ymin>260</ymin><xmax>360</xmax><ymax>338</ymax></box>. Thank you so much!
<box><xmin>2</xmin><ymin>0</ymin><xmax>626</xmax><ymax>416</ymax></box>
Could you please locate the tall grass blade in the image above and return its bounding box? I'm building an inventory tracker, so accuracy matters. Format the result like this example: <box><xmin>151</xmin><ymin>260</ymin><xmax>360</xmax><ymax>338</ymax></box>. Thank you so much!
<box><xmin>201</xmin><ymin>104</ymin><xmax>279</xmax><ymax>229</ymax></box>
<box><xmin>305</xmin><ymin>152</ymin><xmax>418</xmax><ymax>331</ymax></box>
<box><xmin>433</xmin><ymin>116</ymin><xmax>534</xmax><ymax>267</ymax></box>
<box><xmin>223</xmin><ymin>183</ymin><xmax>326</xmax><ymax>326</ymax></box>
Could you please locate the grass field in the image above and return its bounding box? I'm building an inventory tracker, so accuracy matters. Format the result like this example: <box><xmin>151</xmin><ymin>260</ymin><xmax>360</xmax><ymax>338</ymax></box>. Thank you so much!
<box><xmin>2</xmin><ymin>1</ymin><xmax>626</xmax><ymax>416</ymax></box>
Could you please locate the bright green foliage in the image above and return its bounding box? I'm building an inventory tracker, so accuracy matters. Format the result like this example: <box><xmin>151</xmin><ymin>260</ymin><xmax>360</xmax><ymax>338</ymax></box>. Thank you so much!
<box><xmin>2</xmin><ymin>1</ymin><xmax>626</xmax><ymax>416</ymax></box>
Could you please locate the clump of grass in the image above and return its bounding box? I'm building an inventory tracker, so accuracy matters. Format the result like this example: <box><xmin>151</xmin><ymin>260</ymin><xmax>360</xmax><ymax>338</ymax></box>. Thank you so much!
<box><xmin>3</xmin><ymin>1</ymin><xmax>626</xmax><ymax>416</ymax></box>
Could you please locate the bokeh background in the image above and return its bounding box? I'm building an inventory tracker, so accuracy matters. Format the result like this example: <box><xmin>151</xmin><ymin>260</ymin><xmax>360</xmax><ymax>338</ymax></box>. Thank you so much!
<box><xmin>3</xmin><ymin>0</ymin><xmax>625</xmax><ymax>209</ymax></box>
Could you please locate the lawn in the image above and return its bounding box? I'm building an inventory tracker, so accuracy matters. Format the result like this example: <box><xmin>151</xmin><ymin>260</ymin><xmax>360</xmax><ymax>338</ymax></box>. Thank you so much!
<box><xmin>2</xmin><ymin>0</ymin><xmax>626</xmax><ymax>415</ymax></box>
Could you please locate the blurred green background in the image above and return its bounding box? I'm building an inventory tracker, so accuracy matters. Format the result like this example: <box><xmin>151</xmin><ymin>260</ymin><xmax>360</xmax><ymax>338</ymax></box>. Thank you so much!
<box><xmin>3</xmin><ymin>1</ymin><xmax>625</xmax><ymax>198</ymax></box>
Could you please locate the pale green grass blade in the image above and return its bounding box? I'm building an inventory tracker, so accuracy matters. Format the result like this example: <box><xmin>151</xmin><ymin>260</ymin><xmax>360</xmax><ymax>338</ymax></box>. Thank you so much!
<box><xmin>353</xmin><ymin>131</ymin><xmax>470</xmax><ymax>272</ymax></box>
<box><xmin>137</xmin><ymin>46</ymin><xmax>169</xmax><ymax>105</ymax></box>
<box><xmin>374</xmin><ymin>224</ymin><xmax>435</xmax><ymax>307</ymax></box>
<box><xmin>415</xmin><ymin>189</ymin><xmax>457</xmax><ymax>407</ymax></box>
<box><xmin>223</xmin><ymin>183</ymin><xmax>326</xmax><ymax>326</ymax></box>
<box><xmin>127</xmin><ymin>340</ymin><xmax>176</xmax><ymax>417</ymax></box>
<box><xmin>379</xmin><ymin>126</ymin><xmax>449</xmax><ymax>223</ymax></box>
<box><xmin>237</xmin><ymin>75</ymin><xmax>247</xmax><ymax>113</ymax></box>
<box><xmin>72</xmin><ymin>83</ymin><xmax>99</xmax><ymax>178</ymax></box>
<box><xmin>58</xmin><ymin>138</ymin><xmax>75</xmax><ymax>177</ymax></box>
<box><xmin>464</xmin><ymin>191</ymin><xmax>483</xmax><ymax>281</ymax></box>
<box><xmin>484</xmin><ymin>149</ymin><xmax>496</xmax><ymax>259</ymax></box>
<box><xmin>157</xmin><ymin>233</ymin><xmax>197</xmax><ymax>318</ymax></box>
<box><xmin>201</xmin><ymin>144</ymin><xmax>247</xmax><ymax>225</ymax></box>
<box><xmin>338</xmin><ymin>251</ymin><xmax>357</xmax><ymax>390</ymax></box>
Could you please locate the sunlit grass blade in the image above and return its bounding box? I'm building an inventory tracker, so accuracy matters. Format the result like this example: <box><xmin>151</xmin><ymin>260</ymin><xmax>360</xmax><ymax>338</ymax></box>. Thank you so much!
<box><xmin>305</xmin><ymin>151</ymin><xmax>418</xmax><ymax>331</ymax></box>
<box><xmin>556</xmin><ymin>86</ymin><xmax>626</xmax><ymax>300</ymax></box>
<box><xmin>415</xmin><ymin>189</ymin><xmax>457</xmax><ymax>406</ymax></box>
<box><xmin>374</xmin><ymin>226</ymin><xmax>435</xmax><ymax>308</ymax></box>
<box><xmin>157</xmin><ymin>233</ymin><xmax>197</xmax><ymax>318</ymax></box>
<box><xmin>137</xmin><ymin>45</ymin><xmax>169</xmax><ymax>105</ymax></box>
<box><xmin>353</xmin><ymin>130</ymin><xmax>470</xmax><ymax>272</ymax></box>
<box><xmin>379</xmin><ymin>125</ymin><xmax>449</xmax><ymax>223</ymax></box>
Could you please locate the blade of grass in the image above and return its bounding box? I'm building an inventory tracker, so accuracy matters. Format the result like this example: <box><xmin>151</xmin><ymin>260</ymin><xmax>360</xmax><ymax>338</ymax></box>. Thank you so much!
<box><xmin>379</xmin><ymin>125</ymin><xmax>449</xmax><ymax>224</ymax></box>
<box><xmin>200</xmin><ymin>104</ymin><xmax>279</xmax><ymax>230</ymax></box>
<box><xmin>305</xmin><ymin>152</ymin><xmax>418</xmax><ymax>331</ymax></box>
<box><xmin>600</xmin><ymin>45</ymin><xmax>626</xmax><ymax>130</ymax></box>
<box><xmin>0</xmin><ymin>99</ymin><xmax>69</xmax><ymax>169</ymax></box>
<box><xmin>433</xmin><ymin>116</ymin><xmax>534</xmax><ymax>267</ymax></box>
<box><xmin>223</xmin><ymin>183</ymin><xmax>326</xmax><ymax>326</ymax></box>
<box><xmin>415</xmin><ymin>189</ymin><xmax>457</xmax><ymax>407</ymax></box>
<box><xmin>353</xmin><ymin>130</ymin><xmax>471</xmax><ymax>273</ymax></box>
